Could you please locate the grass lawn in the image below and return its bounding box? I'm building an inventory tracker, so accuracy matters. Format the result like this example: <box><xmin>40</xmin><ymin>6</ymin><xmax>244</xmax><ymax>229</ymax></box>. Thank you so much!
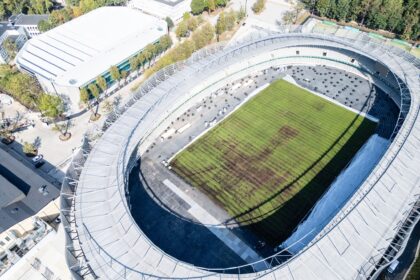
<box><xmin>171</xmin><ymin>79</ymin><xmax>376</xmax><ymax>245</ymax></box>
<box><xmin>407</xmin><ymin>253</ymin><xmax>420</xmax><ymax>280</ymax></box>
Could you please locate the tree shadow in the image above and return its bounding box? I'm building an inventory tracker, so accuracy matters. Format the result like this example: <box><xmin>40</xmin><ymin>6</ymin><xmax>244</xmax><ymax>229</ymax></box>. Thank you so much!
<box><xmin>33</xmin><ymin>136</ymin><xmax>41</xmax><ymax>149</ymax></box>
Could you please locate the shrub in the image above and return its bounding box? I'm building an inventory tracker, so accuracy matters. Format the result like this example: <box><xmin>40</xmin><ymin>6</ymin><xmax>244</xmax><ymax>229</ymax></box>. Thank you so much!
<box><xmin>252</xmin><ymin>0</ymin><xmax>266</xmax><ymax>14</ymax></box>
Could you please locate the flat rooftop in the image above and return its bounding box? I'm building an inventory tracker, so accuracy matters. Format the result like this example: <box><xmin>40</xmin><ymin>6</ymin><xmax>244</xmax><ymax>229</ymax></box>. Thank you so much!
<box><xmin>11</xmin><ymin>14</ymin><xmax>48</xmax><ymax>26</ymax></box>
<box><xmin>0</xmin><ymin>175</ymin><xmax>25</xmax><ymax>208</ymax></box>
<box><xmin>0</xmin><ymin>148</ymin><xmax>59</xmax><ymax>233</ymax></box>
<box><xmin>16</xmin><ymin>7</ymin><xmax>167</xmax><ymax>87</ymax></box>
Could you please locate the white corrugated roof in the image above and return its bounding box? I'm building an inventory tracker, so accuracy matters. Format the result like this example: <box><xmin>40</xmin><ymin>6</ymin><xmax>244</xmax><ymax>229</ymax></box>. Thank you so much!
<box><xmin>71</xmin><ymin>31</ymin><xmax>420</xmax><ymax>279</ymax></box>
<box><xmin>16</xmin><ymin>7</ymin><xmax>167</xmax><ymax>87</ymax></box>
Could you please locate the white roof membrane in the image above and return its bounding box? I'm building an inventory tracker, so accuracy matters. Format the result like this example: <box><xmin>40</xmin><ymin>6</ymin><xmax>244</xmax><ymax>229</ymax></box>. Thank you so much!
<box><xmin>16</xmin><ymin>7</ymin><xmax>167</xmax><ymax>87</ymax></box>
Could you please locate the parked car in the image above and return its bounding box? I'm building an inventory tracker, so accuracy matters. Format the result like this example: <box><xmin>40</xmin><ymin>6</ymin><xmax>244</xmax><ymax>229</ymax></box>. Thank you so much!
<box><xmin>1</xmin><ymin>137</ymin><xmax>14</xmax><ymax>145</ymax></box>
<box><xmin>32</xmin><ymin>154</ymin><xmax>44</xmax><ymax>163</ymax></box>
<box><xmin>34</xmin><ymin>161</ymin><xmax>45</xmax><ymax>168</ymax></box>
<box><xmin>387</xmin><ymin>260</ymin><xmax>399</xmax><ymax>273</ymax></box>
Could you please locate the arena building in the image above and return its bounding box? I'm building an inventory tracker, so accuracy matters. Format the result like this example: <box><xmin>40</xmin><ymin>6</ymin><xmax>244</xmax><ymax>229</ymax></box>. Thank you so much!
<box><xmin>61</xmin><ymin>26</ymin><xmax>419</xmax><ymax>279</ymax></box>
<box><xmin>15</xmin><ymin>7</ymin><xmax>167</xmax><ymax>112</ymax></box>
<box><xmin>129</xmin><ymin>0</ymin><xmax>192</xmax><ymax>22</ymax></box>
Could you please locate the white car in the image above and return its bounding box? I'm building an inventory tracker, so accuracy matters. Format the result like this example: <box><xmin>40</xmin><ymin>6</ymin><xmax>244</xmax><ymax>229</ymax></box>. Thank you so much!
<box><xmin>32</xmin><ymin>154</ymin><xmax>44</xmax><ymax>163</ymax></box>
<box><xmin>387</xmin><ymin>260</ymin><xmax>399</xmax><ymax>273</ymax></box>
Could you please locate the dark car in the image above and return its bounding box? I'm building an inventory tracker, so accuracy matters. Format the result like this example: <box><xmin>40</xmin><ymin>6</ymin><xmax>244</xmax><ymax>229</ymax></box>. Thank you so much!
<box><xmin>34</xmin><ymin>161</ymin><xmax>45</xmax><ymax>168</ymax></box>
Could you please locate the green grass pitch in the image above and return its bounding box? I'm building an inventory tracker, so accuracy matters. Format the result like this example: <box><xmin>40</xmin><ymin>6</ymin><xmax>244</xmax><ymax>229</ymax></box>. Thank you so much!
<box><xmin>171</xmin><ymin>79</ymin><xmax>376</xmax><ymax>245</ymax></box>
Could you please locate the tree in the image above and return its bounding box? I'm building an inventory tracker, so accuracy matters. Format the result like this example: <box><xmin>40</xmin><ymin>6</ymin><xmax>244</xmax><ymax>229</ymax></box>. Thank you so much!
<box><xmin>94</xmin><ymin>76</ymin><xmax>106</xmax><ymax>117</ymax></box>
<box><xmin>383</xmin><ymin>0</ymin><xmax>403</xmax><ymax>32</ymax></box>
<box><xmin>72</xmin><ymin>6</ymin><xmax>83</xmax><ymax>17</ymax></box>
<box><xmin>80</xmin><ymin>87</ymin><xmax>89</xmax><ymax>105</ymax></box>
<box><xmin>145</xmin><ymin>44</ymin><xmax>156</xmax><ymax>66</ymax></box>
<box><xmin>336</xmin><ymin>0</ymin><xmax>350</xmax><ymax>21</ymax></box>
<box><xmin>165</xmin><ymin>16</ymin><xmax>174</xmax><ymax>32</ymax></box>
<box><xmin>0</xmin><ymin>66</ymin><xmax>42</xmax><ymax>110</ymax></box>
<box><xmin>201</xmin><ymin>22</ymin><xmax>215</xmax><ymax>41</ymax></box>
<box><xmin>225</xmin><ymin>10</ymin><xmax>236</xmax><ymax>31</ymax></box>
<box><xmin>216</xmin><ymin>12</ymin><xmax>226</xmax><ymax>39</ymax></box>
<box><xmin>29</xmin><ymin>0</ymin><xmax>53</xmax><ymax>14</ymax></box>
<box><xmin>216</xmin><ymin>0</ymin><xmax>228</xmax><ymax>6</ymax></box>
<box><xmin>159</xmin><ymin>35</ymin><xmax>173</xmax><ymax>51</ymax></box>
<box><xmin>327</xmin><ymin>0</ymin><xmax>337</xmax><ymax>19</ymax></box>
<box><xmin>358</xmin><ymin>0</ymin><xmax>374</xmax><ymax>25</ymax></box>
<box><xmin>208</xmin><ymin>0</ymin><xmax>216</xmax><ymax>12</ymax></box>
<box><xmin>315</xmin><ymin>0</ymin><xmax>330</xmax><ymax>17</ymax></box>
<box><xmin>191</xmin><ymin>0</ymin><xmax>207</xmax><ymax>15</ymax></box>
<box><xmin>252</xmin><ymin>0</ymin><xmax>266</xmax><ymax>14</ymax></box>
<box><xmin>129</xmin><ymin>56</ymin><xmax>139</xmax><ymax>75</ymax></box>
<box><xmin>2</xmin><ymin>38</ymin><xmax>17</xmax><ymax>61</ymax></box>
<box><xmin>176</xmin><ymin>20</ymin><xmax>189</xmax><ymax>38</ymax></box>
<box><xmin>23</xmin><ymin>141</ymin><xmax>36</xmax><ymax>155</ymax></box>
<box><xmin>283</xmin><ymin>11</ymin><xmax>296</xmax><ymax>24</ymax></box>
<box><xmin>401</xmin><ymin>10</ymin><xmax>419</xmax><ymax>40</ymax></box>
<box><xmin>180</xmin><ymin>40</ymin><xmax>196</xmax><ymax>59</ymax></box>
<box><xmin>88</xmin><ymin>83</ymin><xmax>100</xmax><ymax>117</ymax></box>
<box><xmin>88</xmin><ymin>84</ymin><xmax>99</xmax><ymax>100</ymax></box>
<box><xmin>38</xmin><ymin>93</ymin><xmax>63</xmax><ymax>119</ymax></box>
<box><xmin>96</xmin><ymin>76</ymin><xmax>108</xmax><ymax>94</ymax></box>
<box><xmin>96</xmin><ymin>76</ymin><xmax>107</xmax><ymax>95</ymax></box>
<box><xmin>237</xmin><ymin>6</ymin><xmax>246</xmax><ymax>21</ymax></box>
<box><xmin>294</xmin><ymin>2</ymin><xmax>305</xmax><ymax>22</ymax></box>
<box><xmin>37</xmin><ymin>93</ymin><xmax>68</xmax><ymax>138</ymax></box>
<box><xmin>109</xmin><ymin>65</ymin><xmax>121</xmax><ymax>86</ymax></box>
<box><xmin>137</xmin><ymin>53</ymin><xmax>146</xmax><ymax>72</ymax></box>
<box><xmin>192</xmin><ymin>22</ymin><xmax>215</xmax><ymax>49</ymax></box>
<box><xmin>121</xmin><ymin>70</ymin><xmax>128</xmax><ymax>85</ymax></box>
<box><xmin>188</xmin><ymin>17</ymin><xmax>198</xmax><ymax>31</ymax></box>
<box><xmin>37</xmin><ymin>20</ymin><xmax>52</xmax><ymax>32</ymax></box>
<box><xmin>183</xmin><ymin>12</ymin><xmax>191</xmax><ymax>21</ymax></box>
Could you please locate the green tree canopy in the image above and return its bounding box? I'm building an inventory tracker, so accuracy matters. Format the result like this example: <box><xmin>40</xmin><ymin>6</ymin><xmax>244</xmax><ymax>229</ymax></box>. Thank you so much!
<box><xmin>188</xmin><ymin>17</ymin><xmax>199</xmax><ymax>31</ymax></box>
<box><xmin>2</xmin><ymin>38</ymin><xmax>17</xmax><ymax>60</ymax></box>
<box><xmin>216</xmin><ymin>12</ymin><xmax>226</xmax><ymax>35</ymax></box>
<box><xmin>176</xmin><ymin>20</ymin><xmax>189</xmax><ymax>38</ymax></box>
<box><xmin>37</xmin><ymin>93</ymin><xmax>64</xmax><ymax>118</ymax></box>
<box><xmin>183</xmin><ymin>12</ymin><xmax>191</xmax><ymax>21</ymax></box>
<box><xmin>165</xmin><ymin>16</ymin><xmax>174</xmax><ymax>31</ymax></box>
<box><xmin>80</xmin><ymin>88</ymin><xmax>89</xmax><ymax>104</ymax></box>
<box><xmin>96</xmin><ymin>76</ymin><xmax>107</xmax><ymax>93</ymax></box>
<box><xmin>129</xmin><ymin>56</ymin><xmax>139</xmax><ymax>73</ymax></box>
<box><xmin>301</xmin><ymin>0</ymin><xmax>418</xmax><ymax>40</ymax></box>
<box><xmin>88</xmin><ymin>83</ymin><xmax>99</xmax><ymax>99</ymax></box>
<box><xmin>137</xmin><ymin>53</ymin><xmax>146</xmax><ymax>69</ymax></box>
<box><xmin>159</xmin><ymin>35</ymin><xmax>173</xmax><ymax>51</ymax></box>
<box><xmin>252</xmin><ymin>0</ymin><xmax>266</xmax><ymax>14</ymax></box>
<box><xmin>109</xmin><ymin>65</ymin><xmax>120</xmax><ymax>83</ymax></box>
<box><xmin>0</xmin><ymin>65</ymin><xmax>41</xmax><ymax>110</ymax></box>
<box><xmin>191</xmin><ymin>0</ymin><xmax>207</xmax><ymax>15</ymax></box>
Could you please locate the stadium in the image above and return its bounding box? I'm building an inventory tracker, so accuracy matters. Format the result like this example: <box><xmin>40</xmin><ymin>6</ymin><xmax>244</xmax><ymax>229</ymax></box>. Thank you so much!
<box><xmin>60</xmin><ymin>25</ymin><xmax>419</xmax><ymax>279</ymax></box>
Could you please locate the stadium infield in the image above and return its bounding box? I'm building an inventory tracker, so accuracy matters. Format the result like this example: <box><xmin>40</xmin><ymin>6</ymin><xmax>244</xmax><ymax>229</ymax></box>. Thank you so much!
<box><xmin>171</xmin><ymin>79</ymin><xmax>377</xmax><ymax>245</ymax></box>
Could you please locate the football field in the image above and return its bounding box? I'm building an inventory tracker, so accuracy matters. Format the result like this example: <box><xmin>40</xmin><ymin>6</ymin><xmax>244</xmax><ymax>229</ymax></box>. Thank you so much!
<box><xmin>171</xmin><ymin>79</ymin><xmax>376</xmax><ymax>244</ymax></box>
